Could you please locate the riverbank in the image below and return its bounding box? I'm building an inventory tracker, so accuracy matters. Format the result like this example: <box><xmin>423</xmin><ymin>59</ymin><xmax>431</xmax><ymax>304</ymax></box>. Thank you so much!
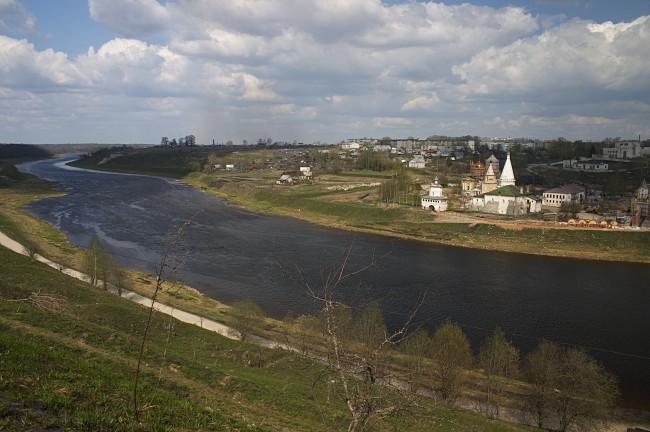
<box><xmin>69</xmin><ymin>149</ymin><xmax>650</xmax><ymax>264</ymax></box>
<box><xmin>2</xmin><ymin>229</ymin><xmax>649</xmax><ymax>432</ymax></box>
<box><xmin>181</xmin><ymin>172</ymin><xmax>650</xmax><ymax>264</ymax></box>
<box><xmin>5</xmin><ymin>157</ymin><xmax>650</xmax><ymax>427</ymax></box>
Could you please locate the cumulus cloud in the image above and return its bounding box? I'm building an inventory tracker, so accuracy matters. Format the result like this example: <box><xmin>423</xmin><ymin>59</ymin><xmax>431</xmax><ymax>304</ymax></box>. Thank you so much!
<box><xmin>79</xmin><ymin>38</ymin><xmax>193</xmax><ymax>96</ymax></box>
<box><xmin>0</xmin><ymin>36</ymin><xmax>85</xmax><ymax>88</ymax></box>
<box><xmin>452</xmin><ymin>16</ymin><xmax>650</xmax><ymax>101</ymax></box>
<box><xmin>0</xmin><ymin>0</ymin><xmax>34</xmax><ymax>33</ymax></box>
<box><xmin>2</xmin><ymin>0</ymin><xmax>649</xmax><ymax>142</ymax></box>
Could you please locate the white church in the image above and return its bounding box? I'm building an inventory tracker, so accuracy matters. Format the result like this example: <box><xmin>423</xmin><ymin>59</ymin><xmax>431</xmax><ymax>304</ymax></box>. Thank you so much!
<box><xmin>470</xmin><ymin>153</ymin><xmax>541</xmax><ymax>215</ymax></box>
<box><xmin>421</xmin><ymin>177</ymin><xmax>448</xmax><ymax>211</ymax></box>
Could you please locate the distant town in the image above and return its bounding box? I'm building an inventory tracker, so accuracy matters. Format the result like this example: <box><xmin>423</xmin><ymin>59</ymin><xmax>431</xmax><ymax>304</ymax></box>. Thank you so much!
<box><xmin>161</xmin><ymin>134</ymin><xmax>649</xmax><ymax>229</ymax></box>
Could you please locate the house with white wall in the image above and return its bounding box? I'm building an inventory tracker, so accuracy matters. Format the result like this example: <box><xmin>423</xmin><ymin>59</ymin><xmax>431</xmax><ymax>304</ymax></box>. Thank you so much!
<box><xmin>542</xmin><ymin>184</ymin><xmax>586</xmax><ymax>207</ymax></box>
<box><xmin>602</xmin><ymin>141</ymin><xmax>641</xmax><ymax>159</ymax></box>
<box><xmin>471</xmin><ymin>185</ymin><xmax>541</xmax><ymax>215</ymax></box>
<box><xmin>408</xmin><ymin>154</ymin><xmax>426</xmax><ymax>169</ymax></box>
<box><xmin>341</xmin><ymin>142</ymin><xmax>360</xmax><ymax>150</ymax></box>
<box><xmin>421</xmin><ymin>177</ymin><xmax>448</xmax><ymax>211</ymax></box>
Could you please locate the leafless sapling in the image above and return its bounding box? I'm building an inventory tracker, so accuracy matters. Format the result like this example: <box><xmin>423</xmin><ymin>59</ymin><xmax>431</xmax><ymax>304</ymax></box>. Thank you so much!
<box><xmin>279</xmin><ymin>243</ymin><xmax>426</xmax><ymax>432</ymax></box>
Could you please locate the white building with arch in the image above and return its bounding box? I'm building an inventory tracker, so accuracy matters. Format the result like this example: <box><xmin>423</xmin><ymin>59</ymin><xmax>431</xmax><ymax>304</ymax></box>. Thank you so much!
<box><xmin>421</xmin><ymin>177</ymin><xmax>448</xmax><ymax>211</ymax></box>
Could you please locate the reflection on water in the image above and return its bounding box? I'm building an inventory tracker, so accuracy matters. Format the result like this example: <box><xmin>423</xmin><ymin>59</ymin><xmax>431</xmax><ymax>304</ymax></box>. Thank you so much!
<box><xmin>19</xmin><ymin>156</ymin><xmax>650</xmax><ymax>409</ymax></box>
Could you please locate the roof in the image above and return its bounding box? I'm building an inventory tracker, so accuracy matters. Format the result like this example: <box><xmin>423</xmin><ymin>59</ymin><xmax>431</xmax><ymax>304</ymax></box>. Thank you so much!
<box><xmin>544</xmin><ymin>184</ymin><xmax>584</xmax><ymax>194</ymax></box>
<box><xmin>486</xmin><ymin>154</ymin><xmax>499</xmax><ymax>163</ymax></box>
<box><xmin>499</xmin><ymin>152</ymin><xmax>515</xmax><ymax>185</ymax></box>
<box><xmin>484</xmin><ymin>185</ymin><xmax>522</xmax><ymax>197</ymax></box>
<box><xmin>640</xmin><ymin>178</ymin><xmax>647</xmax><ymax>188</ymax></box>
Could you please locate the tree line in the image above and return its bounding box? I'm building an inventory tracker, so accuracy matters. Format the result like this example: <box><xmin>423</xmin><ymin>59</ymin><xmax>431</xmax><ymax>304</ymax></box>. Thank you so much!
<box><xmin>275</xmin><ymin>305</ymin><xmax>619</xmax><ymax>431</ymax></box>
<box><xmin>378</xmin><ymin>168</ymin><xmax>422</xmax><ymax>206</ymax></box>
<box><xmin>160</xmin><ymin>135</ymin><xmax>196</xmax><ymax>147</ymax></box>
<box><xmin>273</xmin><ymin>249</ymin><xmax>620</xmax><ymax>432</ymax></box>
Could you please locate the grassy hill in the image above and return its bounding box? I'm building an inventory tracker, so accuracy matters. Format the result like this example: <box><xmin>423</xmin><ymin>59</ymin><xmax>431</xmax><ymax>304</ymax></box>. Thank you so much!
<box><xmin>0</xmin><ymin>245</ymin><xmax>543</xmax><ymax>431</ymax></box>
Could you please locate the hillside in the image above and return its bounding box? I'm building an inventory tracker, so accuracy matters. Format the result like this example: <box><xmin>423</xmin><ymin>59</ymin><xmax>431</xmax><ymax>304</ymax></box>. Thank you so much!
<box><xmin>0</xmin><ymin>243</ymin><xmax>548</xmax><ymax>431</ymax></box>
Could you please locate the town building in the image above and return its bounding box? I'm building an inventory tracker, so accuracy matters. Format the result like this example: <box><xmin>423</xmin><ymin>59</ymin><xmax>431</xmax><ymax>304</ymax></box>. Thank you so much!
<box><xmin>470</xmin><ymin>154</ymin><xmax>542</xmax><ymax>215</ymax></box>
<box><xmin>602</xmin><ymin>141</ymin><xmax>641</xmax><ymax>159</ymax></box>
<box><xmin>421</xmin><ymin>177</ymin><xmax>448</xmax><ymax>211</ymax></box>
<box><xmin>341</xmin><ymin>142</ymin><xmax>360</xmax><ymax>150</ymax></box>
<box><xmin>471</xmin><ymin>185</ymin><xmax>541</xmax><ymax>215</ymax></box>
<box><xmin>469</xmin><ymin>161</ymin><xmax>485</xmax><ymax>178</ymax></box>
<box><xmin>542</xmin><ymin>184</ymin><xmax>586</xmax><ymax>207</ymax></box>
<box><xmin>408</xmin><ymin>154</ymin><xmax>426</xmax><ymax>169</ymax></box>
<box><xmin>560</xmin><ymin>158</ymin><xmax>609</xmax><ymax>171</ymax></box>
<box><xmin>299</xmin><ymin>166</ymin><xmax>313</xmax><ymax>180</ymax></box>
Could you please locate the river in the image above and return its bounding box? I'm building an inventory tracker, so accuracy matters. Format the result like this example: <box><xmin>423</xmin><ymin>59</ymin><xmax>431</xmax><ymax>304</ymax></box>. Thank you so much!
<box><xmin>17</xmin><ymin>156</ymin><xmax>650</xmax><ymax>410</ymax></box>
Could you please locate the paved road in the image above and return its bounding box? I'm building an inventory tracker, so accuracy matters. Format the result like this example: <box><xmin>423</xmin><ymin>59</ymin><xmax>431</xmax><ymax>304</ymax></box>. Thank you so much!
<box><xmin>0</xmin><ymin>229</ymin><xmax>236</xmax><ymax>340</ymax></box>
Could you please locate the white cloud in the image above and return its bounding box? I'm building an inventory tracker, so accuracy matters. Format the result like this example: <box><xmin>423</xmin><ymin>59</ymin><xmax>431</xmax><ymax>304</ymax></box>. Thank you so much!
<box><xmin>453</xmin><ymin>16</ymin><xmax>650</xmax><ymax>100</ymax></box>
<box><xmin>0</xmin><ymin>36</ymin><xmax>85</xmax><ymax>88</ymax></box>
<box><xmin>79</xmin><ymin>38</ymin><xmax>193</xmax><ymax>96</ymax></box>
<box><xmin>0</xmin><ymin>0</ymin><xmax>34</xmax><ymax>34</ymax></box>
<box><xmin>89</xmin><ymin>0</ymin><xmax>169</xmax><ymax>38</ymax></box>
<box><xmin>2</xmin><ymin>0</ymin><xmax>649</xmax><ymax>143</ymax></box>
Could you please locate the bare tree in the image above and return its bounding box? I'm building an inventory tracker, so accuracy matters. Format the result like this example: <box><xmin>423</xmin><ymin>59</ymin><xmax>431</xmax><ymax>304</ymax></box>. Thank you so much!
<box><xmin>554</xmin><ymin>348</ymin><xmax>618</xmax><ymax>431</ymax></box>
<box><xmin>430</xmin><ymin>321</ymin><xmax>473</xmax><ymax>401</ymax></box>
<box><xmin>279</xmin><ymin>245</ymin><xmax>425</xmax><ymax>432</ymax></box>
<box><xmin>398</xmin><ymin>328</ymin><xmax>431</xmax><ymax>389</ymax></box>
<box><xmin>110</xmin><ymin>262</ymin><xmax>128</xmax><ymax>297</ymax></box>
<box><xmin>82</xmin><ymin>234</ymin><xmax>110</xmax><ymax>287</ymax></box>
<box><xmin>23</xmin><ymin>242</ymin><xmax>38</xmax><ymax>260</ymax></box>
<box><xmin>228</xmin><ymin>299</ymin><xmax>264</xmax><ymax>341</ymax></box>
<box><xmin>133</xmin><ymin>216</ymin><xmax>195</xmax><ymax>422</ymax></box>
<box><xmin>524</xmin><ymin>339</ymin><xmax>561</xmax><ymax>428</ymax></box>
<box><xmin>478</xmin><ymin>328</ymin><xmax>520</xmax><ymax>419</ymax></box>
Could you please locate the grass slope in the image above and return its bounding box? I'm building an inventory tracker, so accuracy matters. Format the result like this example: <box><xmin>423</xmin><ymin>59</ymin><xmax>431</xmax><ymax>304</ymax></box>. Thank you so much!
<box><xmin>0</xmin><ymin>246</ymin><xmax>538</xmax><ymax>431</ymax></box>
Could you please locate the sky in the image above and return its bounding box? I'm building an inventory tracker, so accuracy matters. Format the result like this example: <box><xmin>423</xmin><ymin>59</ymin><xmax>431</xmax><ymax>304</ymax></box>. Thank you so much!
<box><xmin>1</xmin><ymin>0</ymin><xmax>649</xmax><ymax>145</ymax></box>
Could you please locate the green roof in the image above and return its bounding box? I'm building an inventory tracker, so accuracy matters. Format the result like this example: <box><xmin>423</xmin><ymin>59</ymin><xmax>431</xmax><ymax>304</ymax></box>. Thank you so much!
<box><xmin>641</xmin><ymin>178</ymin><xmax>647</xmax><ymax>188</ymax></box>
<box><xmin>484</xmin><ymin>185</ymin><xmax>522</xmax><ymax>197</ymax></box>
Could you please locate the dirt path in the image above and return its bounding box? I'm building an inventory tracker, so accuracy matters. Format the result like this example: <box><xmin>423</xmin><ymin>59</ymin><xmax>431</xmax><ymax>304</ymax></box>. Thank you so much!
<box><xmin>0</xmin><ymin>229</ymin><xmax>236</xmax><ymax>341</ymax></box>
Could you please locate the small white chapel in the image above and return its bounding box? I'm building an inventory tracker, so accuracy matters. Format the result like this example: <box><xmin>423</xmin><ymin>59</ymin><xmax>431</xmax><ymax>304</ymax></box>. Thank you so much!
<box><xmin>421</xmin><ymin>177</ymin><xmax>448</xmax><ymax>211</ymax></box>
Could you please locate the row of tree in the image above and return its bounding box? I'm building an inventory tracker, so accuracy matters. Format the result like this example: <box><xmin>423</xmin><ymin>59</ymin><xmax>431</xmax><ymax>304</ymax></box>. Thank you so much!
<box><xmin>378</xmin><ymin>169</ymin><xmax>422</xmax><ymax>206</ymax></box>
<box><xmin>160</xmin><ymin>135</ymin><xmax>196</xmax><ymax>147</ymax></box>
<box><xmin>273</xmin><ymin>300</ymin><xmax>618</xmax><ymax>432</ymax></box>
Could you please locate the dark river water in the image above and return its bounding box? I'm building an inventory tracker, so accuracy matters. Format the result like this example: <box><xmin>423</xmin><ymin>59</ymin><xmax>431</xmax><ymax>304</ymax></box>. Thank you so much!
<box><xmin>17</xmin><ymin>156</ymin><xmax>650</xmax><ymax>410</ymax></box>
